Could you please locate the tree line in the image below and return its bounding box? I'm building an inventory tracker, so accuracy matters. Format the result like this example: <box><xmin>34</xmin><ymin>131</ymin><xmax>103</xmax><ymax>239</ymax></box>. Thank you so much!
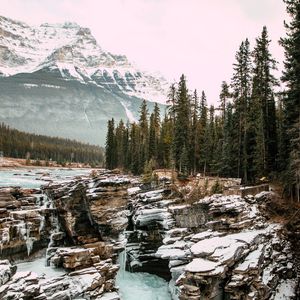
<box><xmin>106</xmin><ymin>0</ymin><xmax>300</xmax><ymax>201</ymax></box>
<box><xmin>0</xmin><ymin>123</ymin><xmax>104</xmax><ymax>165</ymax></box>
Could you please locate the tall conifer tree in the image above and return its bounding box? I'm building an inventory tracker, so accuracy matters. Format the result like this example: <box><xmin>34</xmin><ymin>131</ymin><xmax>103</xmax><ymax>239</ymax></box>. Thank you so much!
<box><xmin>231</xmin><ymin>39</ymin><xmax>252</xmax><ymax>183</ymax></box>
<box><xmin>105</xmin><ymin>118</ymin><xmax>116</xmax><ymax>169</ymax></box>
<box><xmin>280</xmin><ymin>0</ymin><xmax>300</xmax><ymax>200</ymax></box>
<box><xmin>173</xmin><ymin>75</ymin><xmax>190</xmax><ymax>172</ymax></box>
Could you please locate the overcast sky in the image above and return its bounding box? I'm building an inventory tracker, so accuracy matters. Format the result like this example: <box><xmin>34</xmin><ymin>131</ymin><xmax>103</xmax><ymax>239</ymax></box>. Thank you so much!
<box><xmin>1</xmin><ymin>0</ymin><xmax>288</xmax><ymax>105</ymax></box>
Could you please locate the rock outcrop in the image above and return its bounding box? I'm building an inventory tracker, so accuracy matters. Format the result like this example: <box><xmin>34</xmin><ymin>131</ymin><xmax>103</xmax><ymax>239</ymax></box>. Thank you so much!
<box><xmin>124</xmin><ymin>187</ymin><xmax>298</xmax><ymax>299</ymax></box>
<box><xmin>0</xmin><ymin>260</ymin><xmax>16</xmax><ymax>285</ymax></box>
<box><xmin>0</xmin><ymin>187</ymin><xmax>56</xmax><ymax>257</ymax></box>
<box><xmin>0</xmin><ymin>171</ymin><xmax>134</xmax><ymax>300</ymax></box>
<box><xmin>0</xmin><ymin>258</ymin><xmax>120</xmax><ymax>299</ymax></box>
<box><xmin>1</xmin><ymin>171</ymin><xmax>298</xmax><ymax>299</ymax></box>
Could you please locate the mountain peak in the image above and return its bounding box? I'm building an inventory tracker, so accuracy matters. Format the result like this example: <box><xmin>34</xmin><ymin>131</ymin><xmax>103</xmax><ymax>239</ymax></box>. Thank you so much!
<box><xmin>40</xmin><ymin>21</ymin><xmax>81</xmax><ymax>29</ymax></box>
<box><xmin>0</xmin><ymin>15</ymin><xmax>168</xmax><ymax>104</ymax></box>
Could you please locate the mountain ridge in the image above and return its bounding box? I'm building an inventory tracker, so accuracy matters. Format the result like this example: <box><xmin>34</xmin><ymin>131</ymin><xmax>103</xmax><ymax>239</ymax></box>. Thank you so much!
<box><xmin>0</xmin><ymin>15</ymin><xmax>168</xmax><ymax>145</ymax></box>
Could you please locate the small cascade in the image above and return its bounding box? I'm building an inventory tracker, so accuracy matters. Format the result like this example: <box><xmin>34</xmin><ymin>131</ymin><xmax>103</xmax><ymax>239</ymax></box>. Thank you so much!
<box><xmin>39</xmin><ymin>214</ymin><xmax>45</xmax><ymax>234</ymax></box>
<box><xmin>117</xmin><ymin>231</ymin><xmax>128</xmax><ymax>278</ymax></box>
<box><xmin>0</xmin><ymin>227</ymin><xmax>9</xmax><ymax>254</ymax></box>
<box><xmin>25</xmin><ymin>222</ymin><xmax>35</xmax><ymax>256</ymax></box>
<box><xmin>116</xmin><ymin>230</ymin><xmax>172</xmax><ymax>300</ymax></box>
<box><xmin>46</xmin><ymin>215</ymin><xmax>61</xmax><ymax>265</ymax></box>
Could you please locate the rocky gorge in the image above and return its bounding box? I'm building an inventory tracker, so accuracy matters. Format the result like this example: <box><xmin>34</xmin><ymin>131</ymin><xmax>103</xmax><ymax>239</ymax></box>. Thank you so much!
<box><xmin>0</xmin><ymin>169</ymin><xmax>298</xmax><ymax>299</ymax></box>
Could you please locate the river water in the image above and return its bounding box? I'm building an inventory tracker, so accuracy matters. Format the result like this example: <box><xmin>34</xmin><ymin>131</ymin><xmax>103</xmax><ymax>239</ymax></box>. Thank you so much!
<box><xmin>16</xmin><ymin>256</ymin><xmax>66</xmax><ymax>278</ymax></box>
<box><xmin>116</xmin><ymin>250</ymin><xmax>172</xmax><ymax>300</ymax></box>
<box><xmin>0</xmin><ymin>168</ymin><xmax>92</xmax><ymax>189</ymax></box>
<box><xmin>0</xmin><ymin>168</ymin><xmax>172</xmax><ymax>299</ymax></box>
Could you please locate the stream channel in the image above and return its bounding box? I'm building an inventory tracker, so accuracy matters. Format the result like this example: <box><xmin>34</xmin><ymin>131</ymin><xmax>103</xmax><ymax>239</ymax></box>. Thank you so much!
<box><xmin>0</xmin><ymin>168</ymin><xmax>172</xmax><ymax>299</ymax></box>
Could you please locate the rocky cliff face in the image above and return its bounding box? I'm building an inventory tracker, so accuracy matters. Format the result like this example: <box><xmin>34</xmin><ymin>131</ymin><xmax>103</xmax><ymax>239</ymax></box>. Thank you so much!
<box><xmin>0</xmin><ymin>172</ymin><xmax>298</xmax><ymax>299</ymax></box>
<box><xmin>0</xmin><ymin>170</ymin><xmax>132</xmax><ymax>299</ymax></box>
<box><xmin>0</xmin><ymin>187</ymin><xmax>56</xmax><ymax>257</ymax></box>
<box><xmin>125</xmin><ymin>187</ymin><xmax>298</xmax><ymax>299</ymax></box>
<box><xmin>0</xmin><ymin>15</ymin><xmax>168</xmax><ymax>145</ymax></box>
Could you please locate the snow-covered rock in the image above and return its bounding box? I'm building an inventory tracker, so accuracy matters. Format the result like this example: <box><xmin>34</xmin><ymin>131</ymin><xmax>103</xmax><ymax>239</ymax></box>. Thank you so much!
<box><xmin>0</xmin><ymin>259</ymin><xmax>120</xmax><ymax>299</ymax></box>
<box><xmin>0</xmin><ymin>260</ymin><xmax>16</xmax><ymax>285</ymax></box>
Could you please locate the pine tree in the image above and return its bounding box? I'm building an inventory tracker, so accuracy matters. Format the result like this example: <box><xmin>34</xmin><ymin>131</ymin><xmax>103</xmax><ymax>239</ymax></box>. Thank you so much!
<box><xmin>148</xmin><ymin>103</ymin><xmax>160</xmax><ymax>163</ymax></box>
<box><xmin>198</xmin><ymin>91</ymin><xmax>208</xmax><ymax>174</ymax></box>
<box><xmin>123</xmin><ymin>122</ymin><xmax>130</xmax><ymax>170</ymax></box>
<box><xmin>167</xmin><ymin>83</ymin><xmax>177</xmax><ymax>122</ymax></box>
<box><xmin>190</xmin><ymin>90</ymin><xmax>199</xmax><ymax>174</ymax></box>
<box><xmin>115</xmin><ymin>120</ymin><xmax>125</xmax><ymax>168</ymax></box>
<box><xmin>180</xmin><ymin>145</ymin><xmax>189</xmax><ymax>178</ymax></box>
<box><xmin>139</xmin><ymin>100</ymin><xmax>149</xmax><ymax>172</ymax></box>
<box><xmin>219</xmin><ymin>81</ymin><xmax>230</xmax><ymax>123</ymax></box>
<box><xmin>280</xmin><ymin>0</ymin><xmax>300</xmax><ymax>200</ymax></box>
<box><xmin>129</xmin><ymin>123</ymin><xmax>141</xmax><ymax>175</ymax></box>
<box><xmin>158</xmin><ymin>114</ymin><xmax>173</xmax><ymax>168</ymax></box>
<box><xmin>231</xmin><ymin>39</ymin><xmax>252</xmax><ymax>183</ymax></box>
<box><xmin>250</xmin><ymin>26</ymin><xmax>278</xmax><ymax>180</ymax></box>
<box><xmin>213</xmin><ymin>114</ymin><xmax>224</xmax><ymax>175</ymax></box>
<box><xmin>149</xmin><ymin>113</ymin><xmax>156</xmax><ymax>160</ymax></box>
<box><xmin>173</xmin><ymin>74</ymin><xmax>190</xmax><ymax>172</ymax></box>
<box><xmin>221</xmin><ymin>103</ymin><xmax>238</xmax><ymax>177</ymax></box>
<box><xmin>276</xmin><ymin>94</ymin><xmax>286</xmax><ymax>173</ymax></box>
<box><xmin>207</xmin><ymin>105</ymin><xmax>218</xmax><ymax>174</ymax></box>
<box><xmin>105</xmin><ymin>118</ymin><xmax>116</xmax><ymax>169</ymax></box>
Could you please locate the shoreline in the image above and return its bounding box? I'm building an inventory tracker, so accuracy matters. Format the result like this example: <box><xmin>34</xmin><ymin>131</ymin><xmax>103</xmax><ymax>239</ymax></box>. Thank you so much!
<box><xmin>0</xmin><ymin>157</ymin><xmax>100</xmax><ymax>170</ymax></box>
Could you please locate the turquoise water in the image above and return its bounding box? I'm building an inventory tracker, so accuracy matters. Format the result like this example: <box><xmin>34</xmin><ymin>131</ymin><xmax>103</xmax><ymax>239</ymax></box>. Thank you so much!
<box><xmin>16</xmin><ymin>256</ymin><xmax>66</xmax><ymax>278</ymax></box>
<box><xmin>0</xmin><ymin>168</ymin><xmax>92</xmax><ymax>188</ymax></box>
<box><xmin>116</xmin><ymin>271</ymin><xmax>172</xmax><ymax>300</ymax></box>
<box><xmin>116</xmin><ymin>251</ymin><xmax>172</xmax><ymax>300</ymax></box>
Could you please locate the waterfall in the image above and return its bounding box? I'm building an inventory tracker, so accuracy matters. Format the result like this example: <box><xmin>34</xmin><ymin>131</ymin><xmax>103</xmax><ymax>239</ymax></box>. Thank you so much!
<box><xmin>118</xmin><ymin>231</ymin><xmax>128</xmax><ymax>278</ymax></box>
<box><xmin>44</xmin><ymin>191</ymin><xmax>61</xmax><ymax>266</ymax></box>
<box><xmin>116</xmin><ymin>230</ymin><xmax>172</xmax><ymax>300</ymax></box>
<box><xmin>26</xmin><ymin>227</ymin><xmax>34</xmax><ymax>256</ymax></box>
<box><xmin>46</xmin><ymin>213</ymin><xmax>60</xmax><ymax>266</ymax></box>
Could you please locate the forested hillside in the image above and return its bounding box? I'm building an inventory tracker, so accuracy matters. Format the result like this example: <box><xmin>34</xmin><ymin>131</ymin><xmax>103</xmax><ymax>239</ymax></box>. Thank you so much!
<box><xmin>105</xmin><ymin>1</ymin><xmax>300</xmax><ymax>201</ymax></box>
<box><xmin>0</xmin><ymin>123</ymin><xmax>104</xmax><ymax>165</ymax></box>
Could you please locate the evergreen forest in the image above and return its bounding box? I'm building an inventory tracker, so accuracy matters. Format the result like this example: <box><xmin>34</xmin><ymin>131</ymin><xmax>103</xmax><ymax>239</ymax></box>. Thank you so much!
<box><xmin>0</xmin><ymin>123</ymin><xmax>104</xmax><ymax>165</ymax></box>
<box><xmin>106</xmin><ymin>0</ymin><xmax>300</xmax><ymax>201</ymax></box>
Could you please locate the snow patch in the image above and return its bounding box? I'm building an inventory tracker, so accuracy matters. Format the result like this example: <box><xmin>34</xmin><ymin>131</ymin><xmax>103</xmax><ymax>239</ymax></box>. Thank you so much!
<box><xmin>120</xmin><ymin>101</ymin><xmax>136</xmax><ymax>123</ymax></box>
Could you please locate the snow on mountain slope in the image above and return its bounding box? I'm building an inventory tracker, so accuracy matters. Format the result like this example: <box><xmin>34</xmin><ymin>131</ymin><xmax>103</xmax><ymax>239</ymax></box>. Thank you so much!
<box><xmin>0</xmin><ymin>15</ymin><xmax>168</xmax><ymax>145</ymax></box>
<box><xmin>0</xmin><ymin>15</ymin><xmax>168</xmax><ymax>104</ymax></box>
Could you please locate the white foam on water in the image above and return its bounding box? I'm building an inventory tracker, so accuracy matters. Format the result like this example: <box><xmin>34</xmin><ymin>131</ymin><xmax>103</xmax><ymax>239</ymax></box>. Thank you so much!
<box><xmin>116</xmin><ymin>251</ymin><xmax>172</xmax><ymax>300</ymax></box>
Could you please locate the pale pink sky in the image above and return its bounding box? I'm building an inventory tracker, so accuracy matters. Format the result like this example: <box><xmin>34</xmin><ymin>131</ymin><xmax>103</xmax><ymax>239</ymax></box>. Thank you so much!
<box><xmin>1</xmin><ymin>0</ymin><xmax>287</xmax><ymax>104</ymax></box>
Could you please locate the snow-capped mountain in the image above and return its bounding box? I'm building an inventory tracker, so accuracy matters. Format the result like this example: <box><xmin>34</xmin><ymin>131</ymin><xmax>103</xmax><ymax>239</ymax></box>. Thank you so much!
<box><xmin>0</xmin><ymin>16</ymin><xmax>168</xmax><ymax>145</ymax></box>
